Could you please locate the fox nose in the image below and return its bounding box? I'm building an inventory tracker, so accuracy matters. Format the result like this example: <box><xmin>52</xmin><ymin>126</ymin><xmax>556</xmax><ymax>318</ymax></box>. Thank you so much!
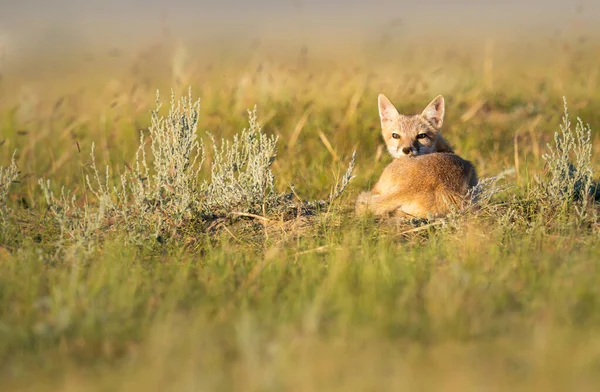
<box><xmin>401</xmin><ymin>147</ymin><xmax>412</xmax><ymax>155</ymax></box>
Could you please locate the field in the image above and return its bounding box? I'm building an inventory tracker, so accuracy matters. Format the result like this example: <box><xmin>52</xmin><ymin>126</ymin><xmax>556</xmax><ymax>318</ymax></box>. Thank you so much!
<box><xmin>1</xmin><ymin>15</ymin><xmax>600</xmax><ymax>391</ymax></box>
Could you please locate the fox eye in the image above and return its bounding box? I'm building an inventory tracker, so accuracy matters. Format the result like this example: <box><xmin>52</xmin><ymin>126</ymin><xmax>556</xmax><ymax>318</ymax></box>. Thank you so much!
<box><xmin>417</xmin><ymin>133</ymin><xmax>428</xmax><ymax>140</ymax></box>
<box><xmin>392</xmin><ymin>133</ymin><xmax>400</xmax><ymax>139</ymax></box>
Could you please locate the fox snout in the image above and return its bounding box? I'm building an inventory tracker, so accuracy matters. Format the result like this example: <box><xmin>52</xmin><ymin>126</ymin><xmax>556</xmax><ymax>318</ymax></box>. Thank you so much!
<box><xmin>387</xmin><ymin>144</ymin><xmax>419</xmax><ymax>158</ymax></box>
<box><xmin>401</xmin><ymin>146</ymin><xmax>415</xmax><ymax>156</ymax></box>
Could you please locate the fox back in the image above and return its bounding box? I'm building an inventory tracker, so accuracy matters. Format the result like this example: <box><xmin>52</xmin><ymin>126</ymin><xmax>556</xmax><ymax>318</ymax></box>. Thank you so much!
<box><xmin>356</xmin><ymin>153</ymin><xmax>478</xmax><ymax>219</ymax></box>
<box><xmin>378</xmin><ymin>94</ymin><xmax>453</xmax><ymax>158</ymax></box>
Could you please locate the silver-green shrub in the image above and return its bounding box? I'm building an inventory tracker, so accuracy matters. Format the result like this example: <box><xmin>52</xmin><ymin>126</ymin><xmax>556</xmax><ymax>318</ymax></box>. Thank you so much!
<box><xmin>40</xmin><ymin>89</ymin><xmax>205</xmax><ymax>244</ymax></box>
<box><xmin>537</xmin><ymin>97</ymin><xmax>594</xmax><ymax>220</ymax></box>
<box><xmin>0</xmin><ymin>151</ymin><xmax>19</xmax><ymax>229</ymax></box>
<box><xmin>202</xmin><ymin>107</ymin><xmax>281</xmax><ymax>216</ymax></box>
<box><xmin>39</xmin><ymin>88</ymin><xmax>356</xmax><ymax>247</ymax></box>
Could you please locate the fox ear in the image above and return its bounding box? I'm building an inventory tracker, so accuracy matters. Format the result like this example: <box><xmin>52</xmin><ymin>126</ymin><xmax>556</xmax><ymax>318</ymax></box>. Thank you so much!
<box><xmin>378</xmin><ymin>94</ymin><xmax>399</xmax><ymax>124</ymax></box>
<box><xmin>421</xmin><ymin>95</ymin><xmax>445</xmax><ymax>129</ymax></box>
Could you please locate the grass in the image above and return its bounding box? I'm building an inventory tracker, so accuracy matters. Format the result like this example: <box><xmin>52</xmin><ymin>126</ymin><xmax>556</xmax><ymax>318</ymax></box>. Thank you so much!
<box><xmin>1</xmin><ymin>29</ymin><xmax>600</xmax><ymax>391</ymax></box>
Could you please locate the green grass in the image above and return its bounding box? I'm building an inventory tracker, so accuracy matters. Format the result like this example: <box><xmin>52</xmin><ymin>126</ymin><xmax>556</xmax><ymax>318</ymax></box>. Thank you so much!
<box><xmin>1</xmin><ymin>32</ymin><xmax>600</xmax><ymax>391</ymax></box>
<box><xmin>3</xmin><ymin>224</ymin><xmax>600</xmax><ymax>391</ymax></box>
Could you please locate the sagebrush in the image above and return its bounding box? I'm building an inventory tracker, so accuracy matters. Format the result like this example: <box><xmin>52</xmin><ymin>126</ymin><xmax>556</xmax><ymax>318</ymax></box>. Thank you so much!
<box><xmin>536</xmin><ymin>97</ymin><xmax>594</xmax><ymax>221</ymax></box>
<box><xmin>202</xmin><ymin>106</ymin><xmax>285</xmax><ymax>217</ymax></box>
<box><xmin>0</xmin><ymin>151</ymin><xmax>19</xmax><ymax>240</ymax></box>
<box><xmin>38</xmin><ymin>88</ymin><xmax>356</xmax><ymax>248</ymax></box>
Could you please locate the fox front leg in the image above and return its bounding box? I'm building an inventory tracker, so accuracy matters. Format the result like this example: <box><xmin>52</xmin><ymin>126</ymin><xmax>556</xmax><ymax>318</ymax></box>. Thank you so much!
<box><xmin>355</xmin><ymin>191</ymin><xmax>404</xmax><ymax>217</ymax></box>
<box><xmin>355</xmin><ymin>191</ymin><xmax>380</xmax><ymax>215</ymax></box>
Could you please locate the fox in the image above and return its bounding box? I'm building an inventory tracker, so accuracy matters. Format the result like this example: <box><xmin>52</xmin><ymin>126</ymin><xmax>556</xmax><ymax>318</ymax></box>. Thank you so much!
<box><xmin>355</xmin><ymin>152</ymin><xmax>478</xmax><ymax>219</ymax></box>
<box><xmin>377</xmin><ymin>93</ymin><xmax>453</xmax><ymax>158</ymax></box>
<box><xmin>355</xmin><ymin>94</ymin><xmax>478</xmax><ymax>219</ymax></box>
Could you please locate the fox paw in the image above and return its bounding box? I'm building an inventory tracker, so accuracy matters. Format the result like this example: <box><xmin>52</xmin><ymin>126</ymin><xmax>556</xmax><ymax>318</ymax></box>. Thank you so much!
<box><xmin>355</xmin><ymin>192</ymin><xmax>379</xmax><ymax>215</ymax></box>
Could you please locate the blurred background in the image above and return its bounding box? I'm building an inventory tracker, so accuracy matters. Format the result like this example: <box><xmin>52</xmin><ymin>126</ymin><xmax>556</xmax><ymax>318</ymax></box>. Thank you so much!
<box><xmin>2</xmin><ymin>0</ymin><xmax>598</xmax><ymax>64</ymax></box>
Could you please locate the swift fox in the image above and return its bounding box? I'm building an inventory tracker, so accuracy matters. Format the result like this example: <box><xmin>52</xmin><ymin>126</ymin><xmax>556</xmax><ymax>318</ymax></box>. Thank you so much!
<box><xmin>355</xmin><ymin>153</ymin><xmax>478</xmax><ymax>219</ymax></box>
<box><xmin>356</xmin><ymin>94</ymin><xmax>477</xmax><ymax>219</ymax></box>
<box><xmin>378</xmin><ymin>94</ymin><xmax>453</xmax><ymax>158</ymax></box>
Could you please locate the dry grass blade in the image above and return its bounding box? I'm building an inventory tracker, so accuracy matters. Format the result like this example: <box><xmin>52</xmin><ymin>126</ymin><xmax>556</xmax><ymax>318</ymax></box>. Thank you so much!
<box><xmin>460</xmin><ymin>99</ymin><xmax>486</xmax><ymax>123</ymax></box>
<box><xmin>294</xmin><ymin>245</ymin><xmax>330</xmax><ymax>256</ymax></box>
<box><xmin>231</xmin><ymin>211</ymin><xmax>273</xmax><ymax>222</ymax></box>
<box><xmin>288</xmin><ymin>107</ymin><xmax>312</xmax><ymax>149</ymax></box>
<box><xmin>318</xmin><ymin>130</ymin><xmax>339</xmax><ymax>162</ymax></box>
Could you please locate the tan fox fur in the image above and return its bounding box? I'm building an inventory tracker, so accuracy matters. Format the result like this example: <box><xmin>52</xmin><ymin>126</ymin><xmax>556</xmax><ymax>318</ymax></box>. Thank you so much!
<box><xmin>355</xmin><ymin>94</ymin><xmax>478</xmax><ymax>219</ymax></box>
<box><xmin>378</xmin><ymin>94</ymin><xmax>453</xmax><ymax>158</ymax></box>
<box><xmin>355</xmin><ymin>152</ymin><xmax>478</xmax><ymax>219</ymax></box>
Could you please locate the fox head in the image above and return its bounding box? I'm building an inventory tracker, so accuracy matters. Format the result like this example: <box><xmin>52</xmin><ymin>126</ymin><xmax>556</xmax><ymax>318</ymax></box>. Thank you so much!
<box><xmin>378</xmin><ymin>94</ymin><xmax>449</xmax><ymax>158</ymax></box>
